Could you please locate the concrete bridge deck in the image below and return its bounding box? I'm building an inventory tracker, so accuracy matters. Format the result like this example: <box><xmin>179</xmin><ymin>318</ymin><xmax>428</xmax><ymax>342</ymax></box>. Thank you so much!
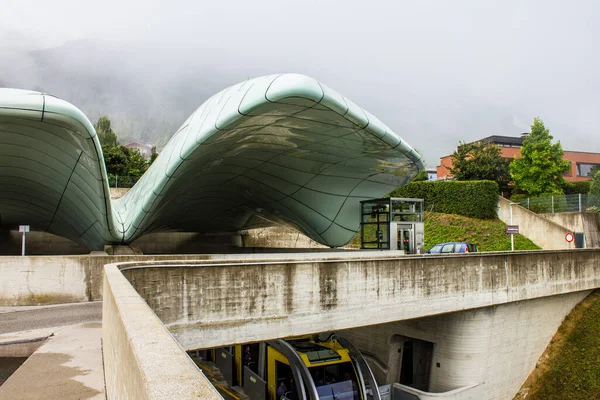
<box><xmin>118</xmin><ymin>249</ymin><xmax>600</xmax><ymax>349</ymax></box>
<box><xmin>100</xmin><ymin>249</ymin><xmax>600</xmax><ymax>399</ymax></box>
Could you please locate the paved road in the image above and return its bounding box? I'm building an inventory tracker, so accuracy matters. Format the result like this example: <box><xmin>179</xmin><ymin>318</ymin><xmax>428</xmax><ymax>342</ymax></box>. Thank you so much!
<box><xmin>0</xmin><ymin>302</ymin><xmax>102</xmax><ymax>334</ymax></box>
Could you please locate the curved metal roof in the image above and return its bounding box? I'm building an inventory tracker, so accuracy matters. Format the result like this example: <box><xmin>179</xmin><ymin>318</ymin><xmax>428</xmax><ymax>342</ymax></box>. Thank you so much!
<box><xmin>0</xmin><ymin>74</ymin><xmax>424</xmax><ymax>250</ymax></box>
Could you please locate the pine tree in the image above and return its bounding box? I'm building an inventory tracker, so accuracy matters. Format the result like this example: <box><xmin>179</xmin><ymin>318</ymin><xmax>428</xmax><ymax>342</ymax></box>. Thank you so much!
<box><xmin>510</xmin><ymin>118</ymin><xmax>570</xmax><ymax>196</ymax></box>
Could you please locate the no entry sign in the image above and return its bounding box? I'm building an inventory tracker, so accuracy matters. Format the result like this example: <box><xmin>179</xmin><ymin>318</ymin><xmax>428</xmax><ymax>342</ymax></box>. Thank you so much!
<box><xmin>565</xmin><ymin>232</ymin><xmax>574</xmax><ymax>243</ymax></box>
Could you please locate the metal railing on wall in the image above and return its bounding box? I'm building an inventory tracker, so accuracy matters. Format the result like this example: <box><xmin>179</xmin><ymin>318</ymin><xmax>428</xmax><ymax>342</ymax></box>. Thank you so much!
<box><xmin>517</xmin><ymin>193</ymin><xmax>600</xmax><ymax>213</ymax></box>
<box><xmin>107</xmin><ymin>175</ymin><xmax>140</xmax><ymax>188</ymax></box>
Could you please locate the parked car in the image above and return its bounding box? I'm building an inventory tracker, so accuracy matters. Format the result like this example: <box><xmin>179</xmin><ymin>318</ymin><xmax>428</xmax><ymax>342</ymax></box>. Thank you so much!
<box><xmin>425</xmin><ymin>242</ymin><xmax>478</xmax><ymax>254</ymax></box>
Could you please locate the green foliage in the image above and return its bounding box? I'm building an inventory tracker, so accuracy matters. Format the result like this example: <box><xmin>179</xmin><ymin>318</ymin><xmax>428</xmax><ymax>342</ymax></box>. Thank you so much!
<box><xmin>149</xmin><ymin>146</ymin><xmax>159</xmax><ymax>165</ymax></box>
<box><xmin>389</xmin><ymin>180</ymin><xmax>499</xmax><ymax>219</ymax></box>
<box><xmin>510</xmin><ymin>193</ymin><xmax>528</xmax><ymax>202</ymax></box>
<box><xmin>412</xmin><ymin>170</ymin><xmax>429</xmax><ymax>182</ymax></box>
<box><xmin>102</xmin><ymin>145</ymin><xmax>128</xmax><ymax>176</ymax></box>
<box><xmin>424</xmin><ymin>212</ymin><xmax>540</xmax><ymax>251</ymax></box>
<box><xmin>563</xmin><ymin>180</ymin><xmax>592</xmax><ymax>195</ymax></box>
<box><xmin>96</xmin><ymin>115</ymin><xmax>150</xmax><ymax>179</ymax></box>
<box><xmin>588</xmin><ymin>171</ymin><xmax>600</xmax><ymax>207</ymax></box>
<box><xmin>527</xmin><ymin>291</ymin><xmax>600</xmax><ymax>399</ymax></box>
<box><xmin>449</xmin><ymin>140</ymin><xmax>511</xmax><ymax>191</ymax></box>
<box><xmin>95</xmin><ymin>115</ymin><xmax>119</xmax><ymax>147</ymax></box>
<box><xmin>510</xmin><ymin>118</ymin><xmax>570</xmax><ymax>196</ymax></box>
<box><xmin>124</xmin><ymin>147</ymin><xmax>149</xmax><ymax>177</ymax></box>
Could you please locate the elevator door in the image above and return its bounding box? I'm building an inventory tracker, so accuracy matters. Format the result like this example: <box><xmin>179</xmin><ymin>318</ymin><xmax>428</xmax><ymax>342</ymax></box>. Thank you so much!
<box><xmin>397</xmin><ymin>225</ymin><xmax>414</xmax><ymax>254</ymax></box>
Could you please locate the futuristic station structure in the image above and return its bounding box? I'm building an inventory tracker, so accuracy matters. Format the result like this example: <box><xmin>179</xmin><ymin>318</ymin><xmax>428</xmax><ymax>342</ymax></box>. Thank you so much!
<box><xmin>0</xmin><ymin>74</ymin><xmax>424</xmax><ymax>250</ymax></box>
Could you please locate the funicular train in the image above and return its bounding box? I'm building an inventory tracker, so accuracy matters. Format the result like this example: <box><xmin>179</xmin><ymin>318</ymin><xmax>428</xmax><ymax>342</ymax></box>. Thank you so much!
<box><xmin>193</xmin><ymin>333</ymin><xmax>381</xmax><ymax>400</ymax></box>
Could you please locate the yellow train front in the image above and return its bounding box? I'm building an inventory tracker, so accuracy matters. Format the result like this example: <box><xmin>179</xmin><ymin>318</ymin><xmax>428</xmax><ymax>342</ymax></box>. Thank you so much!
<box><xmin>191</xmin><ymin>334</ymin><xmax>380</xmax><ymax>400</ymax></box>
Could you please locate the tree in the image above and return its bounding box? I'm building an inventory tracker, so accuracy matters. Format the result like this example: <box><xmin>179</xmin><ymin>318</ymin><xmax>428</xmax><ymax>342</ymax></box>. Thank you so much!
<box><xmin>94</xmin><ymin>115</ymin><xmax>118</xmax><ymax>147</ymax></box>
<box><xmin>588</xmin><ymin>170</ymin><xmax>600</xmax><ymax>208</ymax></box>
<box><xmin>449</xmin><ymin>140</ymin><xmax>511</xmax><ymax>191</ymax></box>
<box><xmin>149</xmin><ymin>146</ymin><xmax>159</xmax><ymax>165</ymax></box>
<box><xmin>124</xmin><ymin>147</ymin><xmax>149</xmax><ymax>177</ymax></box>
<box><xmin>510</xmin><ymin>118</ymin><xmax>570</xmax><ymax>196</ymax></box>
<box><xmin>95</xmin><ymin>115</ymin><xmax>151</xmax><ymax>183</ymax></box>
<box><xmin>412</xmin><ymin>170</ymin><xmax>429</xmax><ymax>182</ymax></box>
<box><xmin>102</xmin><ymin>145</ymin><xmax>128</xmax><ymax>176</ymax></box>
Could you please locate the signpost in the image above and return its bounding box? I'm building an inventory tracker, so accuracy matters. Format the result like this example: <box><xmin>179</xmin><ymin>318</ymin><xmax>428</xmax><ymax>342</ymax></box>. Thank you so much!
<box><xmin>506</xmin><ymin>224</ymin><xmax>519</xmax><ymax>251</ymax></box>
<box><xmin>565</xmin><ymin>232</ymin><xmax>574</xmax><ymax>243</ymax></box>
<box><xmin>19</xmin><ymin>225</ymin><xmax>30</xmax><ymax>256</ymax></box>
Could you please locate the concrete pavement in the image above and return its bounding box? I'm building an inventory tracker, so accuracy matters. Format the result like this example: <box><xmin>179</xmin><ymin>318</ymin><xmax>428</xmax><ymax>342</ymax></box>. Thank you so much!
<box><xmin>0</xmin><ymin>301</ymin><xmax>102</xmax><ymax>334</ymax></box>
<box><xmin>0</xmin><ymin>302</ymin><xmax>105</xmax><ymax>399</ymax></box>
<box><xmin>0</xmin><ymin>323</ymin><xmax>105</xmax><ymax>399</ymax></box>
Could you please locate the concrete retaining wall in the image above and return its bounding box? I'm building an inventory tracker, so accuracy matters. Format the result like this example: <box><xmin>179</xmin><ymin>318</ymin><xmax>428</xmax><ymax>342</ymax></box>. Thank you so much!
<box><xmin>498</xmin><ymin>197</ymin><xmax>576</xmax><ymax>249</ymax></box>
<box><xmin>541</xmin><ymin>212</ymin><xmax>585</xmax><ymax>232</ymax></box>
<box><xmin>241</xmin><ymin>226</ymin><xmax>329</xmax><ymax>248</ymax></box>
<box><xmin>0</xmin><ymin>254</ymin><xmax>211</xmax><ymax>306</ymax></box>
<box><xmin>344</xmin><ymin>291</ymin><xmax>589</xmax><ymax>400</ymax></box>
<box><xmin>541</xmin><ymin>212</ymin><xmax>600</xmax><ymax>248</ymax></box>
<box><xmin>102</xmin><ymin>264</ymin><xmax>221</xmax><ymax>399</ymax></box>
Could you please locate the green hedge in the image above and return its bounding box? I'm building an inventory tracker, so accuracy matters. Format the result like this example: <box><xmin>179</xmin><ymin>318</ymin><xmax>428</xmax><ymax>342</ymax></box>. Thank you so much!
<box><xmin>389</xmin><ymin>180</ymin><xmax>499</xmax><ymax>219</ymax></box>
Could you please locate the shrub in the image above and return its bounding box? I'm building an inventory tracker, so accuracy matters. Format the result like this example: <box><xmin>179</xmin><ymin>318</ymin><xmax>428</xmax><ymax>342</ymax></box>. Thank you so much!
<box><xmin>564</xmin><ymin>181</ymin><xmax>592</xmax><ymax>195</ymax></box>
<box><xmin>510</xmin><ymin>193</ymin><xmax>528</xmax><ymax>202</ymax></box>
<box><xmin>389</xmin><ymin>180</ymin><xmax>499</xmax><ymax>219</ymax></box>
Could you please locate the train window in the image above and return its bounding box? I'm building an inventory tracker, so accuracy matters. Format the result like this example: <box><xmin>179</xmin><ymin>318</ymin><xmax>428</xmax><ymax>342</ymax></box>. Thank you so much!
<box><xmin>309</xmin><ymin>362</ymin><xmax>360</xmax><ymax>400</ymax></box>
<box><xmin>288</xmin><ymin>341</ymin><xmax>341</xmax><ymax>363</ymax></box>
<box><xmin>275</xmin><ymin>361</ymin><xmax>297</xmax><ymax>400</ymax></box>
<box><xmin>243</xmin><ymin>343</ymin><xmax>260</xmax><ymax>373</ymax></box>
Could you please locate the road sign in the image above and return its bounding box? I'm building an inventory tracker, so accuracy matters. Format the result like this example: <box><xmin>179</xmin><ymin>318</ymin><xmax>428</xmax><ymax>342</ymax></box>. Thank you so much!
<box><xmin>19</xmin><ymin>225</ymin><xmax>30</xmax><ymax>233</ymax></box>
<box><xmin>565</xmin><ymin>232</ymin><xmax>574</xmax><ymax>243</ymax></box>
<box><xmin>505</xmin><ymin>225</ymin><xmax>519</xmax><ymax>234</ymax></box>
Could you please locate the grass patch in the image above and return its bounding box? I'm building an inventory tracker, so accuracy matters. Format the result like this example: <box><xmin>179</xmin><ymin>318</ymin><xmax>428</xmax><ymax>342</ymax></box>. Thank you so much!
<box><xmin>424</xmin><ymin>212</ymin><xmax>540</xmax><ymax>251</ymax></box>
<box><xmin>514</xmin><ymin>290</ymin><xmax>600</xmax><ymax>400</ymax></box>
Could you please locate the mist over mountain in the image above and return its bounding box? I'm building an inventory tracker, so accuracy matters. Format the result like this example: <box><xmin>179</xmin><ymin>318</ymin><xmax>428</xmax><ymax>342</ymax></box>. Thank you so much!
<box><xmin>0</xmin><ymin>39</ymin><xmax>248</xmax><ymax>147</ymax></box>
<box><xmin>1</xmin><ymin>22</ymin><xmax>596</xmax><ymax>167</ymax></box>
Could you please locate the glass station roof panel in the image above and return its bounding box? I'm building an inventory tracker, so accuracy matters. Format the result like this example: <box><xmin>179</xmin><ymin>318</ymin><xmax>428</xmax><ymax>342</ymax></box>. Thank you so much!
<box><xmin>303</xmin><ymin>174</ymin><xmax>362</xmax><ymax>196</ymax></box>
<box><xmin>293</xmin><ymin>188</ymin><xmax>347</xmax><ymax>221</ymax></box>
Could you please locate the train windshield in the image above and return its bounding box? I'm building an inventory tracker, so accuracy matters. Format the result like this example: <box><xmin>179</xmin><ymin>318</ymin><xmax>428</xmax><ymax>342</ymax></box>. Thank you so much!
<box><xmin>309</xmin><ymin>362</ymin><xmax>360</xmax><ymax>400</ymax></box>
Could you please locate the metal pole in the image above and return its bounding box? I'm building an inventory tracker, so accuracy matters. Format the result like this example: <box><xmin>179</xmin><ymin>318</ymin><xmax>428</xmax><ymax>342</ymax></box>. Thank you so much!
<box><xmin>115</xmin><ymin>175</ymin><xmax>118</xmax><ymax>188</ymax></box>
<box><xmin>579</xmin><ymin>193</ymin><xmax>582</xmax><ymax>212</ymax></box>
<box><xmin>21</xmin><ymin>231</ymin><xmax>26</xmax><ymax>256</ymax></box>
<box><xmin>551</xmin><ymin>196</ymin><xmax>554</xmax><ymax>213</ymax></box>
<box><xmin>510</xmin><ymin>203</ymin><xmax>514</xmax><ymax>251</ymax></box>
<box><xmin>527</xmin><ymin>198</ymin><xmax>530</xmax><ymax>209</ymax></box>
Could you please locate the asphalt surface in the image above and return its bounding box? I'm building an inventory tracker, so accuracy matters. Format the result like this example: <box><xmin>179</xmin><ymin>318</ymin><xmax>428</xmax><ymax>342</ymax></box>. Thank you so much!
<box><xmin>0</xmin><ymin>302</ymin><xmax>102</xmax><ymax>334</ymax></box>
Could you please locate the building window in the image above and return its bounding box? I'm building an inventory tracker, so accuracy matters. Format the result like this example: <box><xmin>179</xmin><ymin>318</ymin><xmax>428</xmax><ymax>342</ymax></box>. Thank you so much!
<box><xmin>576</xmin><ymin>163</ymin><xmax>600</xmax><ymax>177</ymax></box>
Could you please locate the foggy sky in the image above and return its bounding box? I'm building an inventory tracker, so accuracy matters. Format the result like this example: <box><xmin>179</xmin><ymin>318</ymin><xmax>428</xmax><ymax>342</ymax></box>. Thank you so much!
<box><xmin>1</xmin><ymin>0</ymin><xmax>599</xmax><ymax>167</ymax></box>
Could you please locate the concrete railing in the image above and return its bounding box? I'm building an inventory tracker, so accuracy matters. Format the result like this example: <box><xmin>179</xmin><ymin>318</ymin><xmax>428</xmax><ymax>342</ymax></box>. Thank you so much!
<box><xmin>102</xmin><ymin>263</ymin><xmax>221</xmax><ymax>399</ymax></box>
<box><xmin>389</xmin><ymin>383</ymin><xmax>483</xmax><ymax>400</ymax></box>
